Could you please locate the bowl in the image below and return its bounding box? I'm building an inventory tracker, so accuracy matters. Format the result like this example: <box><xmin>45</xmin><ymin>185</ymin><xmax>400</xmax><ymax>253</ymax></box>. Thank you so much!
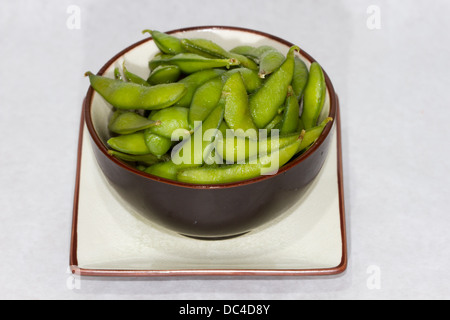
<box><xmin>84</xmin><ymin>26</ymin><xmax>337</xmax><ymax>239</ymax></box>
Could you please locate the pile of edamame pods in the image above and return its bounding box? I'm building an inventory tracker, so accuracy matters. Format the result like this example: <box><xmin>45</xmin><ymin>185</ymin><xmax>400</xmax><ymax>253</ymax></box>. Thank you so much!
<box><xmin>86</xmin><ymin>30</ymin><xmax>332</xmax><ymax>184</ymax></box>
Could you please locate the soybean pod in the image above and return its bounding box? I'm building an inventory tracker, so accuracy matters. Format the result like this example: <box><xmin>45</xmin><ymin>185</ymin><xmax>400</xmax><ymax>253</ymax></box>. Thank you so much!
<box><xmin>142</xmin><ymin>29</ymin><xmax>185</xmax><ymax>55</ymax></box>
<box><xmin>108</xmin><ymin>111</ymin><xmax>161</xmax><ymax>135</ymax></box>
<box><xmin>249</xmin><ymin>46</ymin><xmax>299</xmax><ymax>128</ymax></box>
<box><xmin>86</xmin><ymin>72</ymin><xmax>187</xmax><ymax>110</ymax></box>
<box><xmin>177</xmin><ymin>137</ymin><xmax>303</xmax><ymax>184</ymax></box>
<box><xmin>279</xmin><ymin>86</ymin><xmax>300</xmax><ymax>134</ymax></box>
<box><xmin>300</xmin><ymin>62</ymin><xmax>326</xmax><ymax>129</ymax></box>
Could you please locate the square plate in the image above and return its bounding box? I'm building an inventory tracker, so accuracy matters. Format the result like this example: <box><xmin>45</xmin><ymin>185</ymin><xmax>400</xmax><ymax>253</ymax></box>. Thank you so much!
<box><xmin>70</xmin><ymin>99</ymin><xmax>347</xmax><ymax>277</ymax></box>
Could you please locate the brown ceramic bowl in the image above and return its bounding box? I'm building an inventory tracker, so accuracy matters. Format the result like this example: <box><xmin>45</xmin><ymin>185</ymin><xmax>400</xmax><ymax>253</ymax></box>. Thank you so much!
<box><xmin>84</xmin><ymin>26</ymin><xmax>337</xmax><ymax>239</ymax></box>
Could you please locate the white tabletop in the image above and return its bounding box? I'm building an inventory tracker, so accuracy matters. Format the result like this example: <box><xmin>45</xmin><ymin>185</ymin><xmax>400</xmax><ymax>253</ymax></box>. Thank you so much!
<box><xmin>0</xmin><ymin>0</ymin><xmax>449</xmax><ymax>300</ymax></box>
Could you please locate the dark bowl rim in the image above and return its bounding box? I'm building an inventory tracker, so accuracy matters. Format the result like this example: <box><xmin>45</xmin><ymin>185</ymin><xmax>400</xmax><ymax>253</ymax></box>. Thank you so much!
<box><xmin>84</xmin><ymin>25</ymin><xmax>337</xmax><ymax>190</ymax></box>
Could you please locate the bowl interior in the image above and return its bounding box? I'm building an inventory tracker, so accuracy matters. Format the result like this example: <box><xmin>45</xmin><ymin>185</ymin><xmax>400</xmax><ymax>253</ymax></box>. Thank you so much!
<box><xmin>88</xmin><ymin>27</ymin><xmax>333</xmax><ymax>188</ymax></box>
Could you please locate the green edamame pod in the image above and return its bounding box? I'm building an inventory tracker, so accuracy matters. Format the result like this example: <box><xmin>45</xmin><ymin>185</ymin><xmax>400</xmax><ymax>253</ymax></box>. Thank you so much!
<box><xmin>231</xmin><ymin>45</ymin><xmax>275</xmax><ymax>61</ymax></box>
<box><xmin>122</xmin><ymin>62</ymin><xmax>149</xmax><ymax>86</ymax></box>
<box><xmin>216</xmin><ymin>136</ymin><xmax>258</xmax><ymax>164</ymax></box>
<box><xmin>107</xmin><ymin>132</ymin><xmax>150</xmax><ymax>155</ymax></box>
<box><xmin>224</xmin><ymin>68</ymin><xmax>262</xmax><ymax>93</ymax></box>
<box><xmin>297</xmin><ymin>117</ymin><xmax>333</xmax><ymax>153</ymax></box>
<box><xmin>280</xmin><ymin>86</ymin><xmax>300</xmax><ymax>134</ymax></box>
<box><xmin>188</xmin><ymin>68</ymin><xmax>262</xmax><ymax>130</ymax></box>
<box><xmin>300</xmin><ymin>62</ymin><xmax>326</xmax><ymax>129</ymax></box>
<box><xmin>144</xmin><ymin>161</ymin><xmax>181</xmax><ymax>180</ymax></box>
<box><xmin>297</xmin><ymin>117</ymin><xmax>305</xmax><ymax>132</ymax></box>
<box><xmin>229</xmin><ymin>45</ymin><xmax>258</xmax><ymax>59</ymax></box>
<box><xmin>216</xmin><ymin>131</ymin><xmax>303</xmax><ymax>164</ymax></box>
<box><xmin>147</xmin><ymin>53</ymin><xmax>240</xmax><ymax>74</ymax></box>
<box><xmin>149</xmin><ymin>54</ymin><xmax>175</xmax><ymax>71</ymax></box>
<box><xmin>172</xmin><ymin>102</ymin><xmax>224</xmax><ymax>166</ymax></box>
<box><xmin>107</xmin><ymin>150</ymin><xmax>165</xmax><ymax>166</ymax></box>
<box><xmin>177</xmin><ymin>138</ymin><xmax>303</xmax><ymax>184</ymax></box>
<box><xmin>292</xmin><ymin>57</ymin><xmax>309</xmax><ymax>100</ymax></box>
<box><xmin>222</xmin><ymin>72</ymin><xmax>257</xmax><ymax>133</ymax></box>
<box><xmin>147</xmin><ymin>65</ymin><xmax>181</xmax><ymax>85</ymax></box>
<box><xmin>143</xmin><ymin>131</ymin><xmax>173</xmax><ymax>157</ymax></box>
<box><xmin>180</xmin><ymin>38</ymin><xmax>226</xmax><ymax>59</ymax></box>
<box><xmin>174</xmin><ymin>69</ymin><xmax>225</xmax><ymax>108</ymax></box>
<box><xmin>108</xmin><ymin>111</ymin><xmax>161</xmax><ymax>135</ymax></box>
<box><xmin>264</xmin><ymin>113</ymin><xmax>283</xmax><ymax>130</ymax></box>
<box><xmin>218</xmin><ymin>121</ymin><xmax>230</xmax><ymax>137</ymax></box>
<box><xmin>142</xmin><ymin>30</ymin><xmax>186</xmax><ymax>55</ymax></box>
<box><xmin>148</xmin><ymin>106</ymin><xmax>190</xmax><ymax>139</ymax></box>
<box><xmin>114</xmin><ymin>67</ymin><xmax>123</xmax><ymax>81</ymax></box>
<box><xmin>249</xmin><ymin>46</ymin><xmax>299</xmax><ymax>128</ymax></box>
<box><xmin>188</xmin><ymin>76</ymin><xmax>223</xmax><ymax>129</ymax></box>
<box><xmin>181</xmin><ymin>38</ymin><xmax>258</xmax><ymax>70</ymax></box>
<box><xmin>86</xmin><ymin>72</ymin><xmax>187</xmax><ymax>110</ymax></box>
<box><xmin>252</xmin><ymin>45</ymin><xmax>278</xmax><ymax>58</ymax></box>
<box><xmin>147</xmin><ymin>102</ymin><xmax>225</xmax><ymax>179</ymax></box>
<box><xmin>258</xmin><ymin>49</ymin><xmax>285</xmax><ymax>78</ymax></box>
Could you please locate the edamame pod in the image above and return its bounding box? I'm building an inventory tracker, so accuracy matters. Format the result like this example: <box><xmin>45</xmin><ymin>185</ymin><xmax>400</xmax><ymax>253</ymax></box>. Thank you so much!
<box><xmin>224</xmin><ymin>68</ymin><xmax>262</xmax><ymax>93</ymax></box>
<box><xmin>229</xmin><ymin>45</ymin><xmax>258</xmax><ymax>59</ymax></box>
<box><xmin>144</xmin><ymin>161</ymin><xmax>182</xmax><ymax>180</ymax></box>
<box><xmin>300</xmin><ymin>62</ymin><xmax>326</xmax><ymax>129</ymax></box>
<box><xmin>148</xmin><ymin>53</ymin><xmax>240</xmax><ymax>74</ymax></box>
<box><xmin>122</xmin><ymin>62</ymin><xmax>149</xmax><ymax>86</ymax></box>
<box><xmin>292</xmin><ymin>57</ymin><xmax>309</xmax><ymax>100</ymax></box>
<box><xmin>114</xmin><ymin>67</ymin><xmax>123</xmax><ymax>80</ymax></box>
<box><xmin>108</xmin><ymin>111</ymin><xmax>161</xmax><ymax>135</ymax></box>
<box><xmin>252</xmin><ymin>45</ymin><xmax>278</xmax><ymax>58</ymax></box>
<box><xmin>148</xmin><ymin>106</ymin><xmax>190</xmax><ymax>139</ymax></box>
<box><xmin>172</xmin><ymin>102</ymin><xmax>224</xmax><ymax>166</ymax></box>
<box><xmin>231</xmin><ymin>45</ymin><xmax>275</xmax><ymax>61</ymax></box>
<box><xmin>143</xmin><ymin>131</ymin><xmax>173</xmax><ymax>157</ymax></box>
<box><xmin>188</xmin><ymin>76</ymin><xmax>223</xmax><ymax>129</ymax></box>
<box><xmin>147</xmin><ymin>103</ymin><xmax>224</xmax><ymax>179</ymax></box>
<box><xmin>218</xmin><ymin>121</ymin><xmax>230</xmax><ymax>137</ymax></box>
<box><xmin>181</xmin><ymin>38</ymin><xmax>258</xmax><ymax>70</ymax></box>
<box><xmin>107</xmin><ymin>132</ymin><xmax>150</xmax><ymax>155</ymax></box>
<box><xmin>297</xmin><ymin>117</ymin><xmax>333</xmax><ymax>153</ymax></box>
<box><xmin>297</xmin><ymin>117</ymin><xmax>305</xmax><ymax>132</ymax></box>
<box><xmin>258</xmin><ymin>49</ymin><xmax>285</xmax><ymax>78</ymax></box>
<box><xmin>223</xmin><ymin>72</ymin><xmax>257</xmax><ymax>133</ymax></box>
<box><xmin>264</xmin><ymin>113</ymin><xmax>283</xmax><ymax>130</ymax></box>
<box><xmin>174</xmin><ymin>69</ymin><xmax>225</xmax><ymax>108</ymax></box>
<box><xmin>249</xmin><ymin>46</ymin><xmax>299</xmax><ymax>128</ymax></box>
<box><xmin>147</xmin><ymin>65</ymin><xmax>181</xmax><ymax>85</ymax></box>
<box><xmin>149</xmin><ymin>54</ymin><xmax>175</xmax><ymax>71</ymax></box>
<box><xmin>188</xmin><ymin>68</ymin><xmax>262</xmax><ymax>129</ymax></box>
<box><xmin>280</xmin><ymin>86</ymin><xmax>300</xmax><ymax>134</ymax></box>
<box><xmin>142</xmin><ymin>30</ymin><xmax>186</xmax><ymax>55</ymax></box>
<box><xmin>177</xmin><ymin>138</ymin><xmax>303</xmax><ymax>184</ymax></box>
<box><xmin>107</xmin><ymin>150</ymin><xmax>165</xmax><ymax>166</ymax></box>
<box><xmin>230</xmin><ymin>45</ymin><xmax>286</xmax><ymax>77</ymax></box>
<box><xmin>86</xmin><ymin>72</ymin><xmax>187</xmax><ymax>110</ymax></box>
<box><xmin>181</xmin><ymin>38</ymin><xmax>228</xmax><ymax>59</ymax></box>
<box><xmin>216</xmin><ymin>131</ymin><xmax>303</xmax><ymax>164</ymax></box>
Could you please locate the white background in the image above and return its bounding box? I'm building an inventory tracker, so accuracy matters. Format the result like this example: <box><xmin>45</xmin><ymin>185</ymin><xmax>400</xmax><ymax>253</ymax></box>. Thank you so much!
<box><xmin>1</xmin><ymin>0</ymin><xmax>449</xmax><ymax>300</ymax></box>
